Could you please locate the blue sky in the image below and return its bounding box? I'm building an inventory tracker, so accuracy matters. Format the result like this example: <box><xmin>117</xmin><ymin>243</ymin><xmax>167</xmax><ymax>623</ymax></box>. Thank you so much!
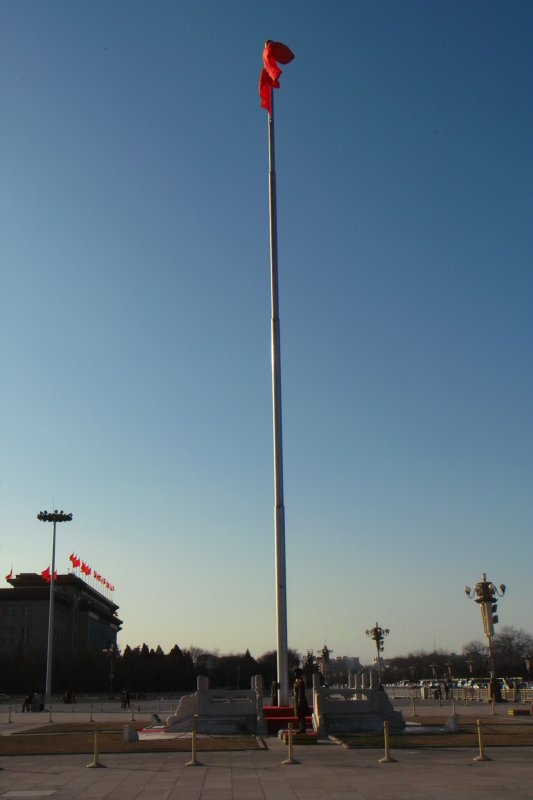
<box><xmin>1</xmin><ymin>0</ymin><xmax>531</xmax><ymax>667</ymax></box>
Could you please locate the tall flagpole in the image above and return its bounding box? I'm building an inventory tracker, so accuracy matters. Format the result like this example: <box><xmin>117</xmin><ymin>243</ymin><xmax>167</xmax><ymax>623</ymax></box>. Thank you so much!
<box><xmin>268</xmin><ymin>90</ymin><xmax>289</xmax><ymax>706</ymax></box>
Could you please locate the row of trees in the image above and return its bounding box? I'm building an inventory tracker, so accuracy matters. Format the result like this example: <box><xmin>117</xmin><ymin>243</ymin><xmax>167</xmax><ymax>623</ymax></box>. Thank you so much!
<box><xmin>3</xmin><ymin>627</ymin><xmax>532</xmax><ymax>695</ymax></box>
<box><xmin>375</xmin><ymin>627</ymin><xmax>533</xmax><ymax>685</ymax></box>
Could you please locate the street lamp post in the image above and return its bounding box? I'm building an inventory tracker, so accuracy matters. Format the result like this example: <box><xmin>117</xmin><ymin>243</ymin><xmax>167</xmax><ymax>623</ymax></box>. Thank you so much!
<box><xmin>103</xmin><ymin>642</ymin><xmax>117</xmax><ymax>694</ymax></box>
<box><xmin>466</xmin><ymin>657</ymin><xmax>474</xmax><ymax>677</ymax></box>
<box><xmin>365</xmin><ymin>623</ymin><xmax>389</xmax><ymax>684</ymax></box>
<box><xmin>37</xmin><ymin>510</ymin><xmax>73</xmax><ymax>703</ymax></box>
<box><xmin>464</xmin><ymin>572</ymin><xmax>506</xmax><ymax>701</ymax></box>
<box><xmin>317</xmin><ymin>645</ymin><xmax>332</xmax><ymax>685</ymax></box>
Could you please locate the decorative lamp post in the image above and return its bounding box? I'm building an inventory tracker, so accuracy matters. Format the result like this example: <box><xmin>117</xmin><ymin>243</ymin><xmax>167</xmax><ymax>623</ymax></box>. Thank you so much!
<box><xmin>464</xmin><ymin>573</ymin><xmax>506</xmax><ymax>701</ymax></box>
<box><xmin>429</xmin><ymin>662</ymin><xmax>438</xmax><ymax>680</ymax></box>
<box><xmin>317</xmin><ymin>644</ymin><xmax>332</xmax><ymax>684</ymax></box>
<box><xmin>445</xmin><ymin>661</ymin><xmax>453</xmax><ymax>680</ymax></box>
<box><xmin>103</xmin><ymin>642</ymin><xmax>118</xmax><ymax>694</ymax></box>
<box><xmin>37</xmin><ymin>510</ymin><xmax>73</xmax><ymax>703</ymax></box>
<box><xmin>365</xmin><ymin>623</ymin><xmax>389</xmax><ymax>684</ymax></box>
<box><xmin>466</xmin><ymin>657</ymin><xmax>474</xmax><ymax>677</ymax></box>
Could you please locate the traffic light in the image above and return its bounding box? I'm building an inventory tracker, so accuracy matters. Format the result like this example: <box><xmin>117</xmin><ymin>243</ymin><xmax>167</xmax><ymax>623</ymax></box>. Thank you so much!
<box><xmin>491</xmin><ymin>603</ymin><xmax>499</xmax><ymax>626</ymax></box>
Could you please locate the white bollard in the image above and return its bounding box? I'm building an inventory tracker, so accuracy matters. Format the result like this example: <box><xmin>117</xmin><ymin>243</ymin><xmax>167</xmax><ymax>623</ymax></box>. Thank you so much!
<box><xmin>282</xmin><ymin>722</ymin><xmax>299</xmax><ymax>765</ymax></box>
<box><xmin>87</xmin><ymin>727</ymin><xmax>106</xmax><ymax>769</ymax></box>
<box><xmin>378</xmin><ymin>720</ymin><xmax>398</xmax><ymax>763</ymax></box>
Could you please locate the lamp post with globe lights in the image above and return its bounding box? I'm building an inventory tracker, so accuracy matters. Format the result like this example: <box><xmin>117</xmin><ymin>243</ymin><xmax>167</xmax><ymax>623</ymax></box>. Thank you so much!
<box><xmin>37</xmin><ymin>510</ymin><xmax>73</xmax><ymax>702</ymax></box>
<box><xmin>464</xmin><ymin>573</ymin><xmax>506</xmax><ymax>701</ymax></box>
<box><xmin>365</xmin><ymin>623</ymin><xmax>389</xmax><ymax>684</ymax></box>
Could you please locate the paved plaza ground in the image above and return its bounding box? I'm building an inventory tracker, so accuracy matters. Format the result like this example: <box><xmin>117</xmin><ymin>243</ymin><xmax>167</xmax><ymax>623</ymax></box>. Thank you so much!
<box><xmin>1</xmin><ymin>700</ymin><xmax>533</xmax><ymax>799</ymax></box>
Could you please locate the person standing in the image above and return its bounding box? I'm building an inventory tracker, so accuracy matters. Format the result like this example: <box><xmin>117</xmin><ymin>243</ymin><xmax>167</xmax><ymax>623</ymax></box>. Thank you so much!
<box><xmin>292</xmin><ymin>669</ymin><xmax>309</xmax><ymax>734</ymax></box>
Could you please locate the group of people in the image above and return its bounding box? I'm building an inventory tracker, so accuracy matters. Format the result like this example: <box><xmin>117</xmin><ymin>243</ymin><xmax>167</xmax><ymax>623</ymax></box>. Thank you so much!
<box><xmin>22</xmin><ymin>691</ymin><xmax>43</xmax><ymax>712</ymax></box>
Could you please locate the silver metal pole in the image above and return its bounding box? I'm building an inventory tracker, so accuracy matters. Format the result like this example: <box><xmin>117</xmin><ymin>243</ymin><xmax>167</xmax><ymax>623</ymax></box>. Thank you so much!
<box><xmin>268</xmin><ymin>92</ymin><xmax>289</xmax><ymax>707</ymax></box>
<box><xmin>45</xmin><ymin>520</ymin><xmax>57</xmax><ymax>701</ymax></box>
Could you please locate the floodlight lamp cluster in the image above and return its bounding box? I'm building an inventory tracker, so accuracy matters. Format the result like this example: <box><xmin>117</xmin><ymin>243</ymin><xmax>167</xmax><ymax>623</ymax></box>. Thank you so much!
<box><xmin>365</xmin><ymin>623</ymin><xmax>389</xmax><ymax>650</ymax></box>
<box><xmin>464</xmin><ymin>573</ymin><xmax>506</xmax><ymax>602</ymax></box>
<box><xmin>37</xmin><ymin>510</ymin><xmax>73</xmax><ymax>523</ymax></box>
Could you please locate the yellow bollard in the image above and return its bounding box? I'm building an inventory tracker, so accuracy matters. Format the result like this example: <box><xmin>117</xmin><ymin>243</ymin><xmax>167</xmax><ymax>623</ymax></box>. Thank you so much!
<box><xmin>87</xmin><ymin>727</ymin><xmax>106</xmax><ymax>768</ymax></box>
<box><xmin>185</xmin><ymin>715</ymin><xmax>202</xmax><ymax>766</ymax></box>
<box><xmin>473</xmin><ymin>718</ymin><xmax>491</xmax><ymax>762</ymax></box>
<box><xmin>378</xmin><ymin>720</ymin><xmax>397</xmax><ymax>763</ymax></box>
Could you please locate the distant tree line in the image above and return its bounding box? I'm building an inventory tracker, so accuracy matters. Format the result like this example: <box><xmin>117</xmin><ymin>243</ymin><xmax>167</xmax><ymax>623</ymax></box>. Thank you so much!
<box><xmin>382</xmin><ymin>627</ymin><xmax>533</xmax><ymax>683</ymax></box>
<box><xmin>3</xmin><ymin>626</ymin><xmax>531</xmax><ymax>695</ymax></box>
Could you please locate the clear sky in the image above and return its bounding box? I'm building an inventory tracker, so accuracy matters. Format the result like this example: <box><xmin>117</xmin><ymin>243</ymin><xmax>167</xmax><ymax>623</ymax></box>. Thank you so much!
<box><xmin>1</xmin><ymin>0</ymin><xmax>531</xmax><ymax>668</ymax></box>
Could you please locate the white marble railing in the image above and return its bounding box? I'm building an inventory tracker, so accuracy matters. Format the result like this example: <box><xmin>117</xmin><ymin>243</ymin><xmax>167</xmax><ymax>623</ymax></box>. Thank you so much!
<box><xmin>165</xmin><ymin>675</ymin><xmax>266</xmax><ymax>734</ymax></box>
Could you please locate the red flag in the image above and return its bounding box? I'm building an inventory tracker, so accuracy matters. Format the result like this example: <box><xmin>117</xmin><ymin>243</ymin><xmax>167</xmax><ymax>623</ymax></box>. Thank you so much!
<box><xmin>81</xmin><ymin>561</ymin><xmax>91</xmax><ymax>575</ymax></box>
<box><xmin>5</xmin><ymin>567</ymin><xmax>13</xmax><ymax>582</ymax></box>
<box><xmin>259</xmin><ymin>69</ymin><xmax>275</xmax><ymax>114</ymax></box>
<box><xmin>41</xmin><ymin>567</ymin><xmax>51</xmax><ymax>583</ymax></box>
<box><xmin>73</xmin><ymin>555</ymin><xmax>81</xmax><ymax>568</ymax></box>
<box><xmin>259</xmin><ymin>40</ymin><xmax>294</xmax><ymax>113</ymax></box>
<box><xmin>262</xmin><ymin>40</ymin><xmax>294</xmax><ymax>82</ymax></box>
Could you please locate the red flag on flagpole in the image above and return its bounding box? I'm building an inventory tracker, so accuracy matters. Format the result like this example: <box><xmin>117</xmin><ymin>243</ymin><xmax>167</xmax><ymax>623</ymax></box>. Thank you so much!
<box><xmin>259</xmin><ymin>40</ymin><xmax>295</xmax><ymax>114</ymax></box>
<box><xmin>41</xmin><ymin>567</ymin><xmax>51</xmax><ymax>583</ymax></box>
<box><xmin>5</xmin><ymin>567</ymin><xmax>13</xmax><ymax>582</ymax></box>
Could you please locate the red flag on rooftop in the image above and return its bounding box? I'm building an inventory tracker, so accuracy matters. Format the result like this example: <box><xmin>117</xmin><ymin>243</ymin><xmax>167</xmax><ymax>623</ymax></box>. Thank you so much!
<box><xmin>73</xmin><ymin>555</ymin><xmax>81</xmax><ymax>568</ymax></box>
<box><xmin>5</xmin><ymin>567</ymin><xmax>13</xmax><ymax>582</ymax></box>
<box><xmin>259</xmin><ymin>40</ymin><xmax>294</xmax><ymax>114</ymax></box>
<box><xmin>41</xmin><ymin>567</ymin><xmax>51</xmax><ymax>583</ymax></box>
